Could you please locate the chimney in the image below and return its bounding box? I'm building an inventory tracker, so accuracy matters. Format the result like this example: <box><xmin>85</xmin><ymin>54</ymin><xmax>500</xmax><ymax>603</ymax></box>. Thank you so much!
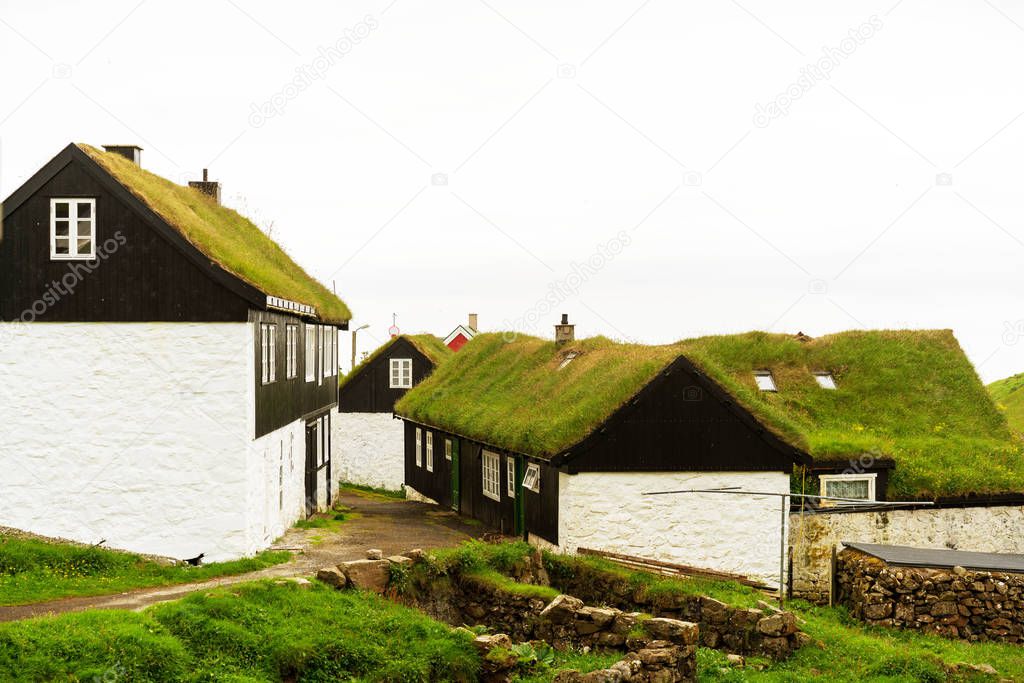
<box><xmin>188</xmin><ymin>168</ymin><xmax>221</xmax><ymax>203</ymax></box>
<box><xmin>468</xmin><ymin>313</ymin><xmax>478</xmax><ymax>332</ymax></box>
<box><xmin>554</xmin><ymin>313</ymin><xmax>574</xmax><ymax>345</ymax></box>
<box><xmin>102</xmin><ymin>145</ymin><xmax>142</xmax><ymax>165</ymax></box>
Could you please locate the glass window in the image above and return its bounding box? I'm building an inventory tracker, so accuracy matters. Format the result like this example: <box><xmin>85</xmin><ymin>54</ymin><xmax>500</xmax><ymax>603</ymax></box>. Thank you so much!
<box><xmin>51</xmin><ymin>198</ymin><xmax>96</xmax><ymax>259</ymax></box>
<box><xmin>425</xmin><ymin>432</ymin><xmax>434</xmax><ymax>472</ymax></box>
<box><xmin>506</xmin><ymin>456</ymin><xmax>516</xmax><ymax>498</ymax></box>
<box><xmin>482</xmin><ymin>450</ymin><xmax>501</xmax><ymax>501</ymax></box>
<box><xmin>754</xmin><ymin>371</ymin><xmax>777</xmax><ymax>392</ymax></box>
<box><xmin>305</xmin><ymin>326</ymin><xmax>316</xmax><ymax>381</ymax></box>
<box><xmin>522</xmin><ymin>463</ymin><xmax>541</xmax><ymax>493</ymax></box>
<box><xmin>415</xmin><ymin>428</ymin><xmax>422</xmax><ymax>468</ymax></box>
<box><xmin>820</xmin><ymin>473</ymin><xmax>876</xmax><ymax>504</ymax></box>
<box><xmin>814</xmin><ymin>372</ymin><xmax>837</xmax><ymax>389</ymax></box>
<box><xmin>390</xmin><ymin>358</ymin><xmax>413</xmax><ymax>388</ymax></box>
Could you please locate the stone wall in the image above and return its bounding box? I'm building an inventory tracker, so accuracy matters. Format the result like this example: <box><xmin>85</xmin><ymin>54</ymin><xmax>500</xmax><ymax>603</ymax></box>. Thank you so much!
<box><xmin>836</xmin><ymin>548</ymin><xmax>1024</xmax><ymax>643</ymax></box>
<box><xmin>789</xmin><ymin>505</ymin><xmax>1024</xmax><ymax>602</ymax></box>
<box><xmin>333</xmin><ymin>412</ymin><xmax>405</xmax><ymax>491</ymax></box>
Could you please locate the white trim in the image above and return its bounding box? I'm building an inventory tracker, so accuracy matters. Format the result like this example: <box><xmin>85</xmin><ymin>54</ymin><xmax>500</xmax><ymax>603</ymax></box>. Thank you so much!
<box><xmin>425</xmin><ymin>432</ymin><xmax>434</xmax><ymax>472</ymax></box>
<box><xmin>444</xmin><ymin>438</ymin><xmax>452</xmax><ymax>461</ymax></box>
<box><xmin>443</xmin><ymin>324</ymin><xmax>477</xmax><ymax>347</ymax></box>
<box><xmin>50</xmin><ymin>198</ymin><xmax>96</xmax><ymax>260</ymax></box>
<box><xmin>415</xmin><ymin>428</ymin><xmax>422</xmax><ymax>468</ymax></box>
<box><xmin>819</xmin><ymin>472</ymin><xmax>877</xmax><ymax>504</ymax></box>
<box><xmin>506</xmin><ymin>456</ymin><xmax>516</xmax><ymax>498</ymax></box>
<box><xmin>482</xmin><ymin>450</ymin><xmax>501</xmax><ymax>501</ymax></box>
<box><xmin>266</xmin><ymin>295</ymin><xmax>316</xmax><ymax>318</ymax></box>
<box><xmin>260</xmin><ymin>323</ymin><xmax>277</xmax><ymax>384</ymax></box>
<box><xmin>754</xmin><ymin>371</ymin><xmax>777</xmax><ymax>392</ymax></box>
<box><xmin>522</xmin><ymin>463</ymin><xmax>540</xmax><ymax>493</ymax></box>
<box><xmin>285</xmin><ymin>324</ymin><xmax>298</xmax><ymax>379</ymax></box>
<box><xmin>814</xmin><ymin>372</ymin><xmax>837</xmax><ymax>389</ymax></box>
<box><xmin>389</xmin><ymin>358</ymin><xmax>413</xmax><ymax>388</ymax></box>
<box><xmin>304</xmin><ymin>325</ymin><xmax>316</xmax><ymax>382</ymax></box>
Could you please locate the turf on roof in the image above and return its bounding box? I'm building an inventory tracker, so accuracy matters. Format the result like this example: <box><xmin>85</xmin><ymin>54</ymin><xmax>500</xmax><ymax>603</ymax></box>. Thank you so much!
<box><xmin>395</xmin><ymin>330</ymin><xmax>1023</xmax><ymax>499</ymax></box>
<box><xmin>79</xmin><ymin>144</ymin><xmax>350</xmax><ymax>324</ymax></box>
<box><xmin>339</xmin><ymin>334</ymin><xmax>451</xmax><ymax>390</ymax></box>
<box><xmin>988</xmin><ymin>372</ymin><xmax>1024</xmax><ymax>435</ymax></box>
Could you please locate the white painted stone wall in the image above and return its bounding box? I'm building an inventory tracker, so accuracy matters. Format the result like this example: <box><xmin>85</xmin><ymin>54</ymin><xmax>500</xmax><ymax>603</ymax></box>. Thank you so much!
<box><xmin>790</xmin><ymin>505</ymin><xmax>1024</xmax><ymax>600</ymax></box>
<box><xmin>245</xmin><ymin>420</ymin><xmax>308</xmax><ymax>552</ymax></box>
<box><xmin>333</xmin><ymin>412</ymin><xmax>405</xmax><ymax>491</ymax></box>
<box><xmin>557</xmin><ymin>471</ymin><xmax>791</xmax><ymax>588</ymax></box>
<box><xmin>0</xmin><ymin>322</ymin><xmax>309</xmax><ymax>562</ymax></box>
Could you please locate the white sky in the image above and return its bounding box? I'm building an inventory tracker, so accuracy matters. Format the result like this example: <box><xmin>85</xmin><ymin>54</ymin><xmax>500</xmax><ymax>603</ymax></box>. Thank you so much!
<box><xmin>1</xmin><ymin>0</ymin><xmax>1022</xmax><ymax>380</ymax></box>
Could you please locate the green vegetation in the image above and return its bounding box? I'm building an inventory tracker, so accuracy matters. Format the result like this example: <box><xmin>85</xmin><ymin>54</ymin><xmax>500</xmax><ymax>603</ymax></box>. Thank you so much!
<box><xmin>428</xmin><ymin>539</ymin><xmax>537</xmax><ymax>575</ymax></box>
<box><xmin>341</xmin><ymin>482</ymin><xmax>407</xmax><ymax>500</ymax></box>
<box><xmin>397</xmin><ymin>331</ymin><xmax>1023</xmax><ymax>498</ymax></box>
<box><xmin>464</xmin><ymin>567</ymin><xmax>560</xmax><ymax>601</ymax></box>
<box><xmin>0</xmin><ymin>581</ymin><xmax>479</xmax><ymax>682</ymax></box>
<box><xmin>339</xmin><ymin>334</ymin><xmax>451</xmax><ymax>390</ymax></box>
<box><xmin>988</xmin><ymin>371</ymin><xmax>1024</xmax><ymax>435</ymax></box>
<box><xmin>0</xmin><ymin>535</ymin><xmax>290</xmax><ymax>606</ymax></box>
<box><xmin>79</xmin><ymin>144</ymin><xmax>350</xmax><ymax>323</ymax></box>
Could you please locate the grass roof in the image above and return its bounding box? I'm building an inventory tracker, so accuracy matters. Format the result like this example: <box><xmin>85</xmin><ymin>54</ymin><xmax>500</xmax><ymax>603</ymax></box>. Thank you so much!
<box><xmin>79</xmin><ymin>144</ymin><xmax>350</xmax><ymax>324</ymax></box>
<box><xmin>339</xmin><ymin>334</ymin><xmax>451</xmax><ymax>390</ymax></box>
<box><xmin>395</xmin><ymin>330</ymin><xmax>1023</xmax><ymax>498</ymax></box>
<box><xmin>988</xmin><ymin>372</ymin><xmax>1024</xmax><ymax>436</ymax></box>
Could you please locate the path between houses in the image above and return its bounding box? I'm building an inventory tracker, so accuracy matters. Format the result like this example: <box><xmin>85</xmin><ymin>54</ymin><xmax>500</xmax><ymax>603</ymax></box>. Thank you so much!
<box><xmin>0</xmin><ymin>489</ymin><xmax>489</xmax><ymax>623</ymax></box>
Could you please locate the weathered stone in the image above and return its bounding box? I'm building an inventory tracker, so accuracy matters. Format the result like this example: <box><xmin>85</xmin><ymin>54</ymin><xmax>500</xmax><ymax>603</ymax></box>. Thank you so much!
<box><xmin>863</xmin><ymin>603</ymin><xmax>893</xmax><ymax>620</ymax></box>
<box><xmin>340</xmin><ymin>559</ymin><xmax>390</xmax><ymax>593</ymax></box>
<box><xmin>540</xmin><ymin>594</ymin><xmax>585</xmax><ymax>624</ymax></box>
<box><xmin>366</xmin><ymin>548</ymin><xmax>383</xmax><ymax>560</ymax></box>
<box><xmin>472</xmin><ymin>633</ymin><xmax>513</xmax><ymax>652</ymax></box>
<box><xmin>387</xmin><ymin>554</ymin><xmax>413</xmax><ymax>566</ymax></box>
<box><xmin>930</xmin><ymin>601</ymin><xmax>958</xmax><ymax>617</ymax></box>
<box><xmin>315</xmin><ymin>566</ymin><xmax>346</xmax><ymax>588</ymax></box>
<box><xmin>757</xmin><ymin>612</ymin><xmax>798</xmax><ymax>636</ymax></box>
<box><xmin>403</xmin><ymin>548</ymin><xmax>425</xmax><ymax>561</ymax></box>
<box><xmin>577</xmin><ymin>606</ymin><xmax>619</xmax><ymax>626</ymax></box>
<box><xmin>644</xmin><ymin>617</ymin><xmax>699</xmax><ymax>645</ymax></box>
<box><xmin>726</xmin><ymin>653</ymin><xmax>745</xmax><ymax>667</ymax></box>
<box><xmin>700</xmin><ymin>597</ymin><xmax>729</xmax><ymax>625</ymax></box>
<box><xmin>637</xmin><ymin>646</ymin><xmax>677</xmax><ymax>667</ymax></box>
<box><xmin>611</xmin><ymin>612</ymin><xmax>639</xmax><ymax>634</ymax></box>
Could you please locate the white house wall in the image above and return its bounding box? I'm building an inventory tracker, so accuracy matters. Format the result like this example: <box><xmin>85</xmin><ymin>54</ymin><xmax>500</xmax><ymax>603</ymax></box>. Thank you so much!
<box><xmin>245</xmin><ymin>420</ymin><xmax>308</xmax><ymax>553</ymax></box>
<box><xmin>332</xmin><ymin>412</ymin><xmax>405</xmax><ymax>491</ymax></box>
<box><xmin>790</xmin><ymin>504</ymin><xmax>1024</xmax><ymax>600</ymax></box>
<box><xmin>0</xmin><ymin>322</ymin><xmax>271</xmax><ymax>562</ymax></box>
<box><xmin>558</xmin><ymin>471</ymin><xmax>790</xmax><ymax>588</ymax></box>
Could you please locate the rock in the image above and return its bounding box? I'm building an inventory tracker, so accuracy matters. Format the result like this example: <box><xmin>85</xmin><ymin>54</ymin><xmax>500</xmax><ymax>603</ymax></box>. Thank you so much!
<box><xmin>387</xmin><ymin>555</ymin><xmax>413</xmax><ymax>566</ymax></box>
<box><xmin>952</xmin><ymin>565</ymin><xmax>968</xmax><ymax>576</ymax></box>
<box><xmin>540</xmin><ymin>594</ymin><xmax>585</xmax><ymax>624</ymax></box>
<box><xmin>403</xmin><ymin>548</ymin><xmax>425</xmax><ymax>561</ymax></box>
<box><xmin>577</xmin><ymin>606</ymin><xmax>619</xmax><ymax>626</ymax></box>
<box><xmin>611</xmin><ymin>612</ymin><xmax>639</xmax><ymax>634</ymax></box>
<box><xmin>366</xmin><ymin>549</ymin><xmax>383</xmax><ymax>560</ymax></box>
<box><xmin>863</xmin><ymin>603</ymin><xmax>893</xmax><ymax>620</ymax></box>
<box><xmin>726</xmin><ymin>653</ymin><xmax>745</xmax><ymax>667</ymax></box>
<box><xmin>930</xmin><ymin>601</ymin><xmax>958</xmax><ymax>617</ymax></box>
<box><xmin>553</xmin><ymin>672</ymin><xmax>583</xmax><ymax>683</ymax></box>
<box><xmin>340</xmin><ymin>559</ymin><xmax>390</xmax><ymax>593</ymax></box>
<box><xmin>290</xmin><ymin>577</ymin><xmax>312</xmax><ymax>588</ymax></box>
<box><xmin>472</xmin><ymin>633</ymin><xmax>513</xmax><ymax>652</ymax></box>
<box><xmin>700</xmin><ymin>597</ymin><xmax>729</xmax><ymax>624</ymax></box>
<box><xmin>579</xmin><ymin>670</ymin><xmax>624</xmax><ymax>683</ymax></box>
<box><xmin>644</xmin><ymin>617</ymin><xmax>699</xmax><ymax>645</ymax></box>
<box><xmin>316</xmin><ymin>566</ymin><xmax>346</xmax><ymax>588</ymax></box>
<box><xmin>757</xmin><ymin>612</ymin><xmax>798</xmax><ymax>636</ymax></box>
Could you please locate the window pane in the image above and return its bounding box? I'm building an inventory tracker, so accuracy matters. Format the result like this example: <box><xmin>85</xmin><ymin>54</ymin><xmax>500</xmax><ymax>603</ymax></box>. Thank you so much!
<box><xmin>54</xmin><ymin>220</ymin><xmax>70</xmax><ymax>237</ymax></box>
<box><xmin>77</xmin><ymin>220</ymin><xmax>92</xmax><ymax>238</ymax></box>
<box><xmin>826</xmin><ymin>479</ymin><xmax>870</xmax><ymax>499</ymax></box>
<box><xmin>76</xmin><ymin>238</ymin><xmax>93</xmax><ymax>255</ymax></box>
<box><xmin>55</xmin><ymin>202</ymin><xmax>69</xmax><ymax>218</ymax></box>
<box><xmin>77</xmin><ymin>202</ymin><xmax>91</xmax><ymax>218</ymax></box>
<box><xmin>54</xmin><ymin>238</ymin><xmax>70</xmax><ymax>255</ymax></box>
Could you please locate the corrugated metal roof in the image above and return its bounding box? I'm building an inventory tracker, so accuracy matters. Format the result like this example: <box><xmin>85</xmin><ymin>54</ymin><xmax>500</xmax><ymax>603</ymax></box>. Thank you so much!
<box><xmin>843</xmin><ymin>542</ymin><xmax>1024</xmax><ymax>573</ymax></box>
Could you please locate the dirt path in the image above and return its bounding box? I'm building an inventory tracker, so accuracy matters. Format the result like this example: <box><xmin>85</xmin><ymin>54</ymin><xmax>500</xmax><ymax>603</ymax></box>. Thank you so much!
<box><xmin>0</xmin><ymin>489</ymin><xmax>488</xmax><ymax>623</ymax></box>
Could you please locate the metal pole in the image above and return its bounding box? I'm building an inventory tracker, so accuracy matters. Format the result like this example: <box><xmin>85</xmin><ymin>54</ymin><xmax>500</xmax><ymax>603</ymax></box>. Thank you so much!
<box><xmin>350</xmin><ymin>329</ymin><xmax>357</xmax><ymax>372</ymax></box>
<box><xmin>779</xmin><ymin>494</ymin><xmax>786</xmax><ymax>608</ymax></box>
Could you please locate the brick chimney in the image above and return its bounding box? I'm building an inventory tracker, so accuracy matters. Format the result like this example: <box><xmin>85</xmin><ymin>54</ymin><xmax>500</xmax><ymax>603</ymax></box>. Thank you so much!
<box><xmin>102</xmin><ymin>145</ymin><xmax>142</xmax><ymax>165</ymax></box>
<box><xmin>189</xmin><ymin>168</ymin><xmax>221</xmax><ymax>203</ymax></box>
<box><xmin>468</xmin><ymin>313</ymin><xmax>478</xmax><ymax>332</ymax></box>
<box><xmin>555</xmin><ymin>313</ymin><xmax>574</xmax><ymax>345</ymax></box>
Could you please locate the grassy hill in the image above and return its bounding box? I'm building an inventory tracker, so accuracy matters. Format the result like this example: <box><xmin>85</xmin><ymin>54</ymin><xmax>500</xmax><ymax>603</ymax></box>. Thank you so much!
<box><xmin>988</xmin><ymin>372</ymin><xmax>1024</xmax><ymax>436</ymax></box>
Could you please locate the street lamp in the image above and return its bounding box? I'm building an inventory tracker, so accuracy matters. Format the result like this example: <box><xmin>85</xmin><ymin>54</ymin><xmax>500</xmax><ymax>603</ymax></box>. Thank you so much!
<box><xmin>350</xmin><ymin>324</ymin><xmax>369</xmax><ymax>372</ymax></box>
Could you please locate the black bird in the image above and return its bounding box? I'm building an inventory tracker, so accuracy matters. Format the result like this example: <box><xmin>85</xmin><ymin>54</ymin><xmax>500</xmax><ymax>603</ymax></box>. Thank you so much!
<box><xmin>182</xmin><ymin>553</ymin><xmax>205</xmax><ymax>567</ymax></box>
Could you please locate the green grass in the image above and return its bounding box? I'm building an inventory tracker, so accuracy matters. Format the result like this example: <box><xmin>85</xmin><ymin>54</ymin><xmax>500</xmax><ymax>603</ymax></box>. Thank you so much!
<box><xmin>428</xmin><ymin>539</ymin><xmax>536</xmax><ymax>575</ymax></box>
<box><xmin>0</xmin><ymin>536</ymin><xmax>291</xmax><ymax>606</ymax></box>
<box><xmin>396</xmin><ymin>330</ymin><xmax>1023</xmax><ymax>498</ymax></box>
<box><xmin>340</xmin><ymin>482</ymin><xmax>407</xmax><ymax>500</ymax></box>
<box><xmin>79</xmin><ymin>143</ymin><xmax>350</xmax><ymax>324</ymax></box>
<box><xmin>464</xmin><ymin>568</ymin><xmax>560</xmax><ymax>601</ymax></box>
<box><xmin>340</xmin><ymin>335</ymin><xmax>451</xmax><ymax>390</ymax></box>
<box><xmin>988</xmin><ymin>371</ymin><xmax>1024</xmax><ymax>436</ymax></box>
<box><xmin>0</xmin><ymin>580</ymin><xmax>479</xmax><ymax>682</ymax></box>
<box><xmin>512</xmin><ymin>647</ymin><xmax>624</xmax><ymax>682</ymax></box>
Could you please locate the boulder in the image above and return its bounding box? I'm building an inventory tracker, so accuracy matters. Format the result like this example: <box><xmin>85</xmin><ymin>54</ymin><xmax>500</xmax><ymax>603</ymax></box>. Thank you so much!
<box><xmin>540</xmin><ymin>594</ymin><xmax>584</xmax><ymax>624</ymax></box>
<box><xmin>757</xmin><ymin>612</ymin><xmax>798</xmax><ymax>636</ymax></box>
<box><xmin>387</xmin><ymin>555</ymin><xmax>413</xmax><ymax>567</ymax></box>
<box><xmin>316</xmin><ymin>566</ymin><xmax>346</xmax><ymax>588</ymax></box>
<box><xmin>644</xmin><ymin>617</ymin><xmax>699</xmax><ymax>645</ymax></box>
<box><xmin>366</xmin><ymin>548</ymin><xmax>383</xmax><ymax>560</ymax></box>
<box><xmin>341</xmin><ymin>559</ymin><xmax>390</xmax><ymax>593</ymax></box>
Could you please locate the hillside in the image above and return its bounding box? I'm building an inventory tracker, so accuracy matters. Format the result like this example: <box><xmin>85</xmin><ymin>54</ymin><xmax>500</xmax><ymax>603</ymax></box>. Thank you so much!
<box><xmin>989</xmin><ymin>372</ymin><xmax>1024</xmax><ymax>435</ymax></box>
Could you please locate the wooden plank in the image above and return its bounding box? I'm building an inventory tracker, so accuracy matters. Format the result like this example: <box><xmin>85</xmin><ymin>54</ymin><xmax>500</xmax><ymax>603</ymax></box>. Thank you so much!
<box><xmin>577</xmin><ymin>547</ymin><xmax>770</xmax><ymax>589</ymax></box>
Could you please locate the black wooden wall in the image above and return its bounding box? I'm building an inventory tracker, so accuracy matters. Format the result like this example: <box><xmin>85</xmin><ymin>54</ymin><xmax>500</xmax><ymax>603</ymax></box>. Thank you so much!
<box><xmin>252</xmin><ymin>309</ymin><xmax>340</xmax><ymax>439</ymax></box>
<box><xmin>338</xmin><ymin>337</ymin><xmax>434</xmax><ymax>413</ymax></box>
<box><xmin>0</xmin><ymin>159</ymin><xmax>251</xmax><ymax>322</ymax></box>
<box><xmin>524</xmin><ymin>462</ymin><xmax>559</xmax><ymax>544</ymax></box>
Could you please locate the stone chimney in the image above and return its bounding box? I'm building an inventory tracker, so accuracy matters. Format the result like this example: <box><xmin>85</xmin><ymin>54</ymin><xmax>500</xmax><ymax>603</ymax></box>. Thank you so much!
<box><xmin>468</xmin><ymin>313</ymin><xmax>478</xmax><ymax>332</ymax></box>
<box><xmin>554</xmin><ymin>313</ymin><xmax>574</xmax><ymax>345</ymax></box>
<box><xmin>189</xmin><ymin>168</ymin><xmax>221</xmax><ymax>203</ymax></box>
<box><xmin>102</xmin><ymin>145</ymin><xmax>142</xmax><ymax>165</ymax></box>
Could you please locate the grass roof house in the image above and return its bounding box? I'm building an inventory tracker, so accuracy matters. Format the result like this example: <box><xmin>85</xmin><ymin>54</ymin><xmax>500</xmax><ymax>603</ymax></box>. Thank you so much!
<box><xmin>989</xmin><ymin>372</ymin><xmax>1024</xmax><ymax>436</ymax></box>
<box><xmin>335</xmin><ymin>334</ymin><xmax>452</xmax><ymax>491</ymax></box>
<box><xmin>0</xmin><ymin>143</ymin><xmax>350</xmax><ymax>562</ymax></box>
<box><xmin>395</xmin><ymin>318</ymin><xmax>1023</xmax><ymax>589</ymax></box>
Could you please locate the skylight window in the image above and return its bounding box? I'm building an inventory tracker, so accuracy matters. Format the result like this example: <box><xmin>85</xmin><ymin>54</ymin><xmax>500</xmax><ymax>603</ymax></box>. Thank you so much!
<box><xmin>754</xmin><ymin>371</ymin><xmax>777</xmax><ymax>392</ymax></box>
<box><xmin>814</xmin><ymin>372</ymin><xmax>837</xmax><ymax>389</ymax></box>
<box><xmin>558</xmin><ymin>352</ymin><xmax>579</xmax><ymax>370</ymax></box>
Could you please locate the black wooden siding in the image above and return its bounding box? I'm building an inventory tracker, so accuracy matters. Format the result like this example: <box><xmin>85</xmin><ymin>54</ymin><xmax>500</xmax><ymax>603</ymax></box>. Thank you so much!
<box><xmin>0</xmin><ymin>159</ymin><xmax>252</xmax><ymax>322</ymax></box>
<box><xmin>338</xmin><ymin>338</ymin><xmax>435</xmax><ymax>413</ymax></box>
<box><xmin>253</xmin><ymin>310</ymin><xmax>340</xmax><ymax>439</ymax></box>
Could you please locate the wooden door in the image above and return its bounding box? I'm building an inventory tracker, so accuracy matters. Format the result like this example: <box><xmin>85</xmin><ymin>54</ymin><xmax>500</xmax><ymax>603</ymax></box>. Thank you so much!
<box><xmin>450</xmin><ymin>439</ymin><xmax>460</xmax><ymax>512</ymax></box>
<box><xmin>305</xmin><ymin>421</ymin><xmax>318</xmax><ymax>517</ymax></box>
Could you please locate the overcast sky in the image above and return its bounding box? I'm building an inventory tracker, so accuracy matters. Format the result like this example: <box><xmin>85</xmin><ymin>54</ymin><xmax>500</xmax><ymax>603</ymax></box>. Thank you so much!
<box><xmin>1</xmin><ymin>0</ymin><xmax>1022</xmax><ymax>380</ymax></box>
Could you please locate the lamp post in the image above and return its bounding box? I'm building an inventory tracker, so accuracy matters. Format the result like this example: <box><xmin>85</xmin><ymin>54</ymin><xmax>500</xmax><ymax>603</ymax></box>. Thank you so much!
<box><xmin>350</xmin><ymin>324</ymin><xmax>369</xmax><ymax>372</ymax></box>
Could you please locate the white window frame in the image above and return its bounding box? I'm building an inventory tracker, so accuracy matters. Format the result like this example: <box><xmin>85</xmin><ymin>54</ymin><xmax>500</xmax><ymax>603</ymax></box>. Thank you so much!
<box><xmin>819</xmin><ymin>473</ymin><xmax>877</xmax><ymax>504</ymax></box>
<box><xmin>506</xmin><ymin>456</ymin><xmax>516</xmax><ymax>498</ymax></box>
<box><xmin>319</xmin><ymin>325</ymin><xmax>327</xmax><ymax>383</ymax></box>
<box><xmin>754</xmin><ymin>371</ymin><xmax>777</xmax><ymax>392</ymax></box>
<box><xmin>50</xmin><ymin>198</ymin><xmax>96</xmax><ymax>260</ymax></box>
<box><xmin>522</xmin><ymin>463</ymin><xmax>541</xmax><ymax>493</ymax></box>
<box><xmin>444</xmin><ymin>439</ymin><xmax>452</xmax><ymax>461</ymax></box>
<box><xmin>814</xmin><ymin>372</ymin><xmax>837</xmax><ymax>389</ymax></box>
<box><xmin>285</xmin><ymin>325</ymin><xmax>298</xmax><ymax>379</ymax></box>
<box><xmin>390</xmin><ymin>358</ymin><xmax>413</xmax><ymax>389</ymax></box>
<box><xmin>305</xmin><ymin>326</ymin><xmax>316</xmax><ymax>382</ymax></box>
<box><xmin>415</xmin><ymin>428</ymin><xmax>422</xmax><ymax>468</ymax></box>
<box><xmin>261</xmin><ymin>323</ymin><xmax>277</xmax><ymax>384</ymax></box>
<box><xmin>425</xmin><ymin>432</ymin><xmax>434</xmax><ymax>472</ymax></box>
<box><xmin>482</xmin><ymin>450</ymin><xmax>501</xmax><ymax>501</ymax></box>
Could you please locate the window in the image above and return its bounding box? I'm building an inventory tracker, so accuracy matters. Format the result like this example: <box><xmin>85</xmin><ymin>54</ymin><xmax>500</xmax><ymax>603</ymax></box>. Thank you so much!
<box><xmin>482</xmin><ymin>450</ymin><xmax>501</xmax><ymax>501</ymax></box>
<box><xmin>260</xmin><ymin>323</ymin><xmax>277</xmax><ymax>384</ymax></box>
<box><xmin>558</xmin><ymin>352</ymin><xmax>579</xmax><ymax>370</ymax></box>
<box><xmin>318</xmin><ymin>326</ymin><xmax>327</xmax><ymax>383</ymax></box>
<box><xmin>814</xmin><ymin>372</ymin><xmax>837</xmax><ymax>389</ymax></box>
<box><xmin>285</xmin><ymin>325</ymin><xmax>298</xmax><ymax>379</ymax></box>
<box><xmin>754</xmin><ymin>371</ymin><xmax>777</xmax><ymax>392</ymax></box>
<box><xmin>506</xmin><ymin>456</ymin><xmax>516</xmax><ymax>498</ymax></box>
<box><xmin>820</xmin><ymin>473</ymin><xmax>876</xmax><ymax>504</ymax></box>
<box><xmin>390</xmin><ymin>358</ymin><xmax>413</xmax><ymax>388</ymax></box>
<box><xmin>444</xmin><ymin>439</ymin><xmax>452</xmax><ymax>461</ymax></box>
<box><xmin>50</xmin><ymin>198</ymin><xmax>96</xmax><ymax>260</ymax></box>
<box><xmin>322</xmin><ymin>326</ymin><xmax>334</xmax><ymax>379</ymax></box>
<box><xmin>425</xmin><ymin>432</ymin><xmax>434</xmax><ymax>472</ymax></box>
<box><xmin>415</xmin><ymin>428</ymin><xmax>422</xmax><ymax>467</ymax></box>
<box><xmin>305</xmin><ymin>326</ymin><xmax>316</xmax><ymax>381</ymax></box>
<box><xmin>331</xmin><ymin>327</ymin><xmax>338</xmax><ymax>375</ymax></box>
<box><xmin>522</xmin><ymin>462</ymin><xmax>540</xmax><ymax>493</ymax></box>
